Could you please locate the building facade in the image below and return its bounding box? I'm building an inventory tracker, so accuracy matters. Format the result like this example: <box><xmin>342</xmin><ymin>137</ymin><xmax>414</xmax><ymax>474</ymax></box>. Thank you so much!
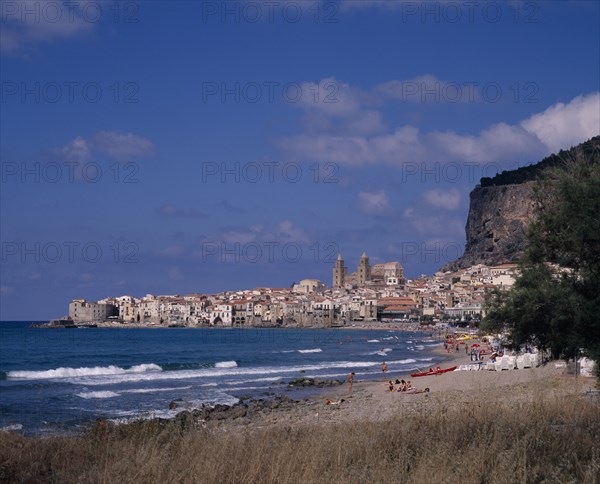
<box><xmin>69</xmin><ymin>299</ymin><xmax>118</xmax><ymax>323</ymax></box>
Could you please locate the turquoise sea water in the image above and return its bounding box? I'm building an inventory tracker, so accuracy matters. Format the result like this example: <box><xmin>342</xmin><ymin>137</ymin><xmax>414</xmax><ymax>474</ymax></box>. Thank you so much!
<box><xmin>0</xmin><ymin>322</ymin><xmax>444</xmax><ymax>434</ymax></box>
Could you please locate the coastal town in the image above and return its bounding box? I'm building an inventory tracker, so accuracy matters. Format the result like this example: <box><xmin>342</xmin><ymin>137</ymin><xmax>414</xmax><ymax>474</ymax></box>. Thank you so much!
<box><xmin>60</xmin><ymin>253</ymin><xmax>518</xmax><ymax>328</ymax></box>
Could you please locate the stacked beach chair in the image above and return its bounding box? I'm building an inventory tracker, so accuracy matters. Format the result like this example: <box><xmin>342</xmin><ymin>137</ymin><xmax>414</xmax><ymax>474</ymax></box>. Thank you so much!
<box><xmin>486</xmin><ymin>352</ymin><xmax>541</xmax><ymax>371</ymax></box>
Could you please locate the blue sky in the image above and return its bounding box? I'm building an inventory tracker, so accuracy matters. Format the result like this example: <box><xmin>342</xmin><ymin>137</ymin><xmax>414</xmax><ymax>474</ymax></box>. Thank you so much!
<box><xmin>1</xmin><ymin>0</ymin><xmax>599</xmax><ymax>319</ymax></box>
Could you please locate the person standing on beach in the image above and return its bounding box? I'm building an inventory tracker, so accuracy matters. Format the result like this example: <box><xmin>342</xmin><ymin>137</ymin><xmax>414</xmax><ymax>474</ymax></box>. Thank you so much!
<box><xmin>348</xmin><ymin>372</ymin><xmax>355</xmax><ymax>394</ymax></box>
<box><xmin>381</xmin><ymin>362</ymin><xmax>388</xmax><ymax>379</ymax></box>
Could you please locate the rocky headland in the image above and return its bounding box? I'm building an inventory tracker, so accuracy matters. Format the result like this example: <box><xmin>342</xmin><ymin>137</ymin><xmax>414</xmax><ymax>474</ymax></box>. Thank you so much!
<box><xmin>445</xmin><ymin>135</ymin><xmax>600</xmax><ymax>271</ymax></box>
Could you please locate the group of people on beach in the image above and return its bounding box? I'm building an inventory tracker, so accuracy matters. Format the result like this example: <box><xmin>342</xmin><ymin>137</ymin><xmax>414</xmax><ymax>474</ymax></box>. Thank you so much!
<box><xmin>388</xmin><ymin>379</ymin><xmax>412</xmax><ymax>392</ymax></box>
<box><xmin>345</xmin><ymin>366</ymin><xmax>429</xmax><ymax>397</ymax></box>
<box><xmin>388</xmin><ymin>379</ymin><xmax>430</xmax><ymax>394</ymax></box>
<box><xmin>443</xmin><ymin>337</ymin><xmax>496</xmax><ymax>362</ymax></box>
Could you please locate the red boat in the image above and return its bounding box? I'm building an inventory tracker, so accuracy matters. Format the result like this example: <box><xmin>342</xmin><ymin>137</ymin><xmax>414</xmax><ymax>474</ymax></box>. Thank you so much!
<box><xmin>410</xmin><ymin>366</ymin><xmax>457</xmax><ymax>377</ymax></box>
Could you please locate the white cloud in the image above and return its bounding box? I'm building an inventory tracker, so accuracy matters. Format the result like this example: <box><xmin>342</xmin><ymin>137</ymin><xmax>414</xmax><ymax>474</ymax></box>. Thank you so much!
<box><xmin>344</xmin><ymin>110</ymin><xmax>387</xmax><ymax>136</ymax></box>
<box><xmin>195</xmin><ymin>221</ymin><xmax>311</xmax><ymax>256</ymax></box>
<box><xmin>521</xmin><ymin>93</ymin><xmax>600</xmax><ymax>153</ymax></box>
<box><xmin>291</xmin><ymin>74</ymin><xmax>477</xmax><ymax>138</ymax></box>
<box><xmin>278</xmin><ymin>126</ymin><xmax>425</xmax><ymax>165</ymax></box>
<box><xmin>423</xmin><ymin>188</ymin><xmax>461</xmax><ymax>210</ymax></box>
<box><xmin>276</xmin><ymin>220</ymin><xmax>310</xmax><ymax>244</ymax></box>
<box><xmin>56</xmin><ymin>131</ymin><xmax>154</xmax><ymax>163</ymax></box>
<box><xmin>297</xmin><ymin>77</ymin><xmax>362</xmax><ymax>118</ymax></box>
<box><xmin>220</xmin><ymin>226</ymin><xmax>263</xmax><ymax>245</ymax></box>
<box><xmin>1</xmin><ymin>0</ymin><xmax>101</xmax><ymax>55</ymax></box>
<box><xmin>292</xmin><ymin>77</ymin><xmax>387</xmax><ymax>136</ymax></box>
<box><xmin>429</xmin><ymin>123</ymin><xmax>544</xmax><ymax>163</ymax></box>
<box><xmin>278</xmin><ymin>91</ymin><xmax>599</xmax><ymax>167</ymax></box>
<box><xmin>358</xmin><ymin>190</ymin><xmax>391</xmax><ymax>214</ymax></box>
<box><xmin>92</xmin><ymin>131</ymin><xmax>154</xmax><ymax>161</ymax></box>
<box><xmin>59</xmin><ymin>136</ymin><xmax>92</xmax><ymax>163</ymax></box>
<box><xmin>375</xmin><ymin>74</ymin><xmax>478</xmax><ymax>104</ymax></box>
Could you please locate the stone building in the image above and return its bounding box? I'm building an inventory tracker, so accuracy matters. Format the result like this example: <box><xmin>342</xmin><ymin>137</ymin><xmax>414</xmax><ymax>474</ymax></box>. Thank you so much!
<box><xmin>334</xmin><ymin>252</ymin><xmax>405</xmax><ymax>290</ymax></box>
<box><xmin>69</xmin><ymin>299</ymin><xmax>118</xmax><ymax>323</ymax></box>
<box><xmin>357</xmin><ymin>252</ymin><xmax>371</xmax><ymax>285</ymax></box>
<box><xmin>293</xmin><ymin>279</ymin><xmax>326</xmax><ymax>294</ymax></box>
<box><xmin>332</xmin><ymin>254</ymin><xmax>347</xmax><ymax>288</ymax></box>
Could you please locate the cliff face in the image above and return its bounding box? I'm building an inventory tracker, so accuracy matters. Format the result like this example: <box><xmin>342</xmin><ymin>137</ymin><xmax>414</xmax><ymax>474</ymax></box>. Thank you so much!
<box><xmin>444</xmin><ymin>182</ymin><xmax>537</xmax><ymax>271</ymax></box>
<box><xmin>444</xmin><ymin>136</ymin><xmax>600</xmax><ymax>271</ymax></box>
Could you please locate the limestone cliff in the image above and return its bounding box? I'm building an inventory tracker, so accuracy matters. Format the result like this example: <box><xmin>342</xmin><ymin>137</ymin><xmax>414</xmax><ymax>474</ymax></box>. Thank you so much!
<box><xmin>444</xmin><ymin>136</ymin><xmax>600</xmax><ymax>271</ymax></box>
<box><xmin>444</xmin><ymin>182</ymin><xmax>537</xmax><ymax>270</ymax></box>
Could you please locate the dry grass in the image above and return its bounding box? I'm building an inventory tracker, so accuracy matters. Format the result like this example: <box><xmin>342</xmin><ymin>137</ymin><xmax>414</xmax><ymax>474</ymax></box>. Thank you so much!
<box><xmin>1</xmin><ymin>394</ymin><xmax>599</xmax><ymax>484</ymax></box>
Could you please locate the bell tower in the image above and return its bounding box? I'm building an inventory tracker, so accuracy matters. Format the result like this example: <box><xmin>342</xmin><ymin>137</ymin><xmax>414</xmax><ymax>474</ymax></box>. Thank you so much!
<box><xmin>358</xmin><ymin>252</ymin><xmax>371</xmax><ymax>285</ymax></box>
<box><xmin>333</xmin><ymin>254</ymin><xmax>346</xmax><ymax>288</ymax></box>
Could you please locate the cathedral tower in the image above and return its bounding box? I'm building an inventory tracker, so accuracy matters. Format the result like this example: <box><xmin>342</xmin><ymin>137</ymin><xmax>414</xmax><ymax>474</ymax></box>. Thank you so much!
<box><xmin>333</xmin><ymin>254</ymin><xmax>346</xmax><ymax>288</ymax></box>
<box><xmin>358</xmin><ymin>252</ymin><xmax>371</xmax><ymax>285</ymax></box>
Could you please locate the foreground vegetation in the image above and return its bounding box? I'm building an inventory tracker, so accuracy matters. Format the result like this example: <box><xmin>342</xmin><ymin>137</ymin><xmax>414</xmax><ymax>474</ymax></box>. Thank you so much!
<box><xmin>1</xmin><ymin>392</ymin><xmax>599</xmax><ymax>483</ymax></box>
<box><xmin>484</xmin><ymin>140</ymin><xmax>600</xmax><ymax>370</ymax></box>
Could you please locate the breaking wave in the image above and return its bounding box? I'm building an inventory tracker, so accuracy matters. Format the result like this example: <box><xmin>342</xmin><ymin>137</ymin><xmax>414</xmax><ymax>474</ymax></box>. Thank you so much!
<box><xmin>7</xmin><ymin>364</ymin><xmax>162</xmax><ymax>380</ymax></box>
<box><xmin>77</xmin><ymin>391</ymin><xmax>120</xmax><ymax>399</ymax></box>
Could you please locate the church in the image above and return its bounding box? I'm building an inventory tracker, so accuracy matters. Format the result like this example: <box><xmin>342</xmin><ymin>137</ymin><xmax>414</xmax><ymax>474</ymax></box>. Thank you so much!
<box><xmin>333</xmin><ymin>253</ymin><xmax>405</xmax><ymax>290</ymax></box>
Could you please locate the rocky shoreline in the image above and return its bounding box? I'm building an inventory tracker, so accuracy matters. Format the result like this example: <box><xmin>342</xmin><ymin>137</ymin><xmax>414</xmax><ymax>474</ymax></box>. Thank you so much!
<box><xmin>165</xmin><ymin>377</ymin><xmax>346</xmax><ymax>431</ymax></box>
<box><xmin>170</xmin><ymin>395</ymin><xmax>306</xmax><ymax>430</ymax></box>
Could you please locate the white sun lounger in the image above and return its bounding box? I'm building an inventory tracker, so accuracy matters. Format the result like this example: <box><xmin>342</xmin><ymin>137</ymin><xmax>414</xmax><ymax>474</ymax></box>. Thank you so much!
<box><xmin>516</xmin><ymin>355</ymin><xmax>527</xmax><ymax>369</ymax></box>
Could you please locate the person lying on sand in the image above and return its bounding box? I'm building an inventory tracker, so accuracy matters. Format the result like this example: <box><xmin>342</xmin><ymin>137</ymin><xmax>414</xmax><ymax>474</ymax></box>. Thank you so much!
<box><xmin>405</xmin><ymin>387</ymin><xmax>430</xmax><ymax>394</ymax></box>
<box><xmin>325</xmin><ymin>399</ymin><xmax>345</xmax><ymax>405</ymax></box>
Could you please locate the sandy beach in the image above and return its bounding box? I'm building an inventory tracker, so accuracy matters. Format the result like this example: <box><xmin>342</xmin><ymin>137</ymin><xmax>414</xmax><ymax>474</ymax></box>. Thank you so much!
<box><xmin>311</xmin><ymin>353</ymin><xmax>595</xmax><ymax>426</ymax></box>
<box><xmin>177</xmin><ymin>340</ymin><xmax>597</xmax><ymax>433</ymax></box>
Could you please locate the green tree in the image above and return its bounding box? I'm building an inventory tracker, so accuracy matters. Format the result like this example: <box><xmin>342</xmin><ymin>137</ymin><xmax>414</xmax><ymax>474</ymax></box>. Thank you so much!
<box><xmin>483</xmin><ymin>147</ymin><xmax>600</xmax><ymax>370</ymax></box>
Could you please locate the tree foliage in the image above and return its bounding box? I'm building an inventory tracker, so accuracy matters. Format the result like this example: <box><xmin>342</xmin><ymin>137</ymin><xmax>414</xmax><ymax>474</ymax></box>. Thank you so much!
<box><xmin>479</xmin><ymin>135</ymin><xmax>599</xmax><ymax>187</ymax></box>
<box><xmin>483</xmin><ymin>142</ymin><xmax>600</xmax><ymax>368</ymax></box>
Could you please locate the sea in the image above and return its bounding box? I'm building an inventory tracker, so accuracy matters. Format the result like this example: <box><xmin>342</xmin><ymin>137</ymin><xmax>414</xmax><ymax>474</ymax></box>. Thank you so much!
<box><xmin>0</xmin><ymin>321</ymin><xmax>445</xmax><ymax>435</ymax></box>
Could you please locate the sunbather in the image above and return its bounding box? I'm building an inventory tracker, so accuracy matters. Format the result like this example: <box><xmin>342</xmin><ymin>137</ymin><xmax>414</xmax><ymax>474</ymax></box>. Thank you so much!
<box><xmin>406</xmin><ymin>387</ymin><xmax>430</xmax><ymax>394</ymax></box>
